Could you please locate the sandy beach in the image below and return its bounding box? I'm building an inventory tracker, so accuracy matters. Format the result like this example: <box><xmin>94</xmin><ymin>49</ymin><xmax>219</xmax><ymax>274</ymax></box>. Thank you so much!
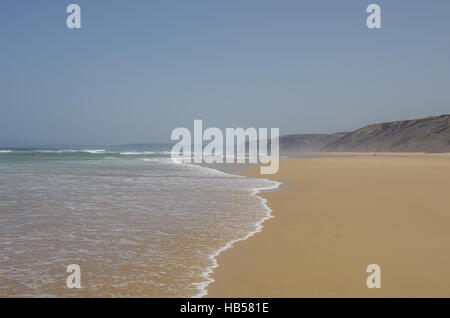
<box><xmin>207</xmin><ymin>154</ymin><xmax>450</xmax><ymax>297</ymax></box>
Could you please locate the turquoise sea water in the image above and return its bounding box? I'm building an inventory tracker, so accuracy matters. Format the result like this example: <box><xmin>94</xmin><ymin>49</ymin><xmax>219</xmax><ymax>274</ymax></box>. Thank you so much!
<box><xmin>0</xmin><ymin>148</ymin><xmax>278</xmax><ymax>297</ymax></box>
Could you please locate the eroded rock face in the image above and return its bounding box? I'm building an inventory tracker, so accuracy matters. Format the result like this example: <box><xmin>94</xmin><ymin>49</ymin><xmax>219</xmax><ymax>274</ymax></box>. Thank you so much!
<box><xmin>280</xmin><ymin>114</ymin><xmax>450</xmax><ymax>153</ymax></box>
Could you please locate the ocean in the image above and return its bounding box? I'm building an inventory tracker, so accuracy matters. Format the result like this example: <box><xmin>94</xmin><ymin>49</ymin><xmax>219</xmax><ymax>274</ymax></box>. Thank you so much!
<box><xmin>0</xmin><ymin>148</ymin><xmax>279</xmax><ymax>297</ymax></box>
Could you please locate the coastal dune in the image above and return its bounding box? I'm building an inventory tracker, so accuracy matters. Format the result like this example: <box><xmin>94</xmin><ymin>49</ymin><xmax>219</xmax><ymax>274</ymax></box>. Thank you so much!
<box><xmin>207</xmin><ymin>154</ymin><xmax>450</xmax><ymax>297</ymax></box>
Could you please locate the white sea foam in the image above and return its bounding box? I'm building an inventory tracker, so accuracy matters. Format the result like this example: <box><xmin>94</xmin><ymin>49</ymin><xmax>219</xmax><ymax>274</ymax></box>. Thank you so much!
<box><xmin>25</xmin><ymin>149</ymin><xmax>108</xmax><ymax>154</ymax></box>
<box><xmin>134</xmin><ymin>157</ymin><xmax>280</xmax><ymax>297</ymax></box>
<box><xmin>82</xmin><ymin>149</ymin><xmax>107</xmax><ymax>154</ymax></box>
<box><xmin>119</xmin><ymin>151</ymin><xmax>155</xmax><ymax>155</ymax></box>
<box><xmin>187</xmin><ymin>165</ymin><xmax>281</xmax><ymax>298</ymax></box>
<box><xmin>0</xmin><ymin>149</ymin><xmax>171</xmax><ymax>156</ymax></box>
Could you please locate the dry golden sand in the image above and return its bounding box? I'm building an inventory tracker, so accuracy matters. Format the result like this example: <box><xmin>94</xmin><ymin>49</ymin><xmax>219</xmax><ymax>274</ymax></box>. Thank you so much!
<box><xmin>207</xmin><ymin>154</ymin><xmax>450</xmax><ymax>297</ymax></box>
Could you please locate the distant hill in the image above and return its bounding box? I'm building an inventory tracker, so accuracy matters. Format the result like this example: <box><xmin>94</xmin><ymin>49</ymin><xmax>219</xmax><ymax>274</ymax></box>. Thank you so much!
<box><xmin>280</xmin><ymin>114</ymin><xmax>450</xmax><ymax>153</ymax></box>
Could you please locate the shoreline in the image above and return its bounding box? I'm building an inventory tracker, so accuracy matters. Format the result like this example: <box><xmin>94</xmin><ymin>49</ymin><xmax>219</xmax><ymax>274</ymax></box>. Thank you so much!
<box><xmin>193</xmin><ymin>164</ymin><xmax>281</xmax><ymax>298</ymax></box>
<box><xmin>206</xmin><ymin>153</ymin><xmax>450</xmax><ymax>297</ymax></box>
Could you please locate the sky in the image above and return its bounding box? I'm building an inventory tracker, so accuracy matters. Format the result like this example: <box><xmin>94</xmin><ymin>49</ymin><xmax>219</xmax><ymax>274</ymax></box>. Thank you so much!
<box><xmin>1</xmin><ymin>0</ymin><xmax>449</xmax><ymax>147</ymax></box>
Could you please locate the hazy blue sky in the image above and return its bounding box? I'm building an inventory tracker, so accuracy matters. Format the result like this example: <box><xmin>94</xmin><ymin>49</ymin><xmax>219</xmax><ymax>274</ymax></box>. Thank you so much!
<box><xmin>1</xmin><ymin>0</ymin><xmax>449</xmax><ymax>146</ymax></box>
